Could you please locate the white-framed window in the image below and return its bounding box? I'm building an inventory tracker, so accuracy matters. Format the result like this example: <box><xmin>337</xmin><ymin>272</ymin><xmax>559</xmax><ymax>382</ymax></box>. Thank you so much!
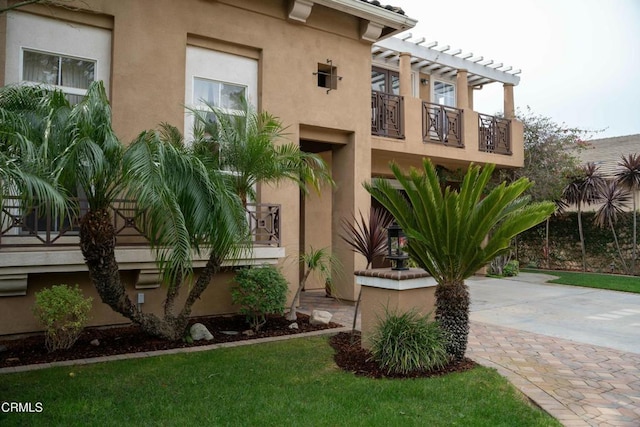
<box><xmin>185</xmin><ymin>46</ymin><xmax>258</xmax><ymax>142</ymax></box>
<box><xmin>22</xmin><ymin>49</ymin><xmax>95</xmax><ymax>104</ymax></box>
<box><xmin>433</xmin><ymin>80</ymin><xmax>456</xmax><ymax>107</ymax></box>
<box><xmin>4</xmin><ymin>11</ymin><xmax>111</xmax><ymax>99</ymax></box>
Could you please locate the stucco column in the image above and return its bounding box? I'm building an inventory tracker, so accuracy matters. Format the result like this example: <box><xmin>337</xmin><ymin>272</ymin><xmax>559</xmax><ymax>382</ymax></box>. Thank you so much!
<box><xmin>399</xmin><ymin>52</ymin><xmax>412</xmax><ymax>98</ymax></box>
<box><xmin>456</xmin><ymin>69</ymin><xmax>469</xmax><ymax>109</ymax></box>
<box><xmin>331</xmin><ymin>135</ymin><xmax>370</xmax><ymax>301</ymax></box>
<box><xmin>467</xmin><ymin>85</ymin><xmax>474</xmax><ymax>110</ymax></box>
<box><xmin>504</xmin><ymin>83</ymin><xmax>515</xmax><ymax>119</ymax></box>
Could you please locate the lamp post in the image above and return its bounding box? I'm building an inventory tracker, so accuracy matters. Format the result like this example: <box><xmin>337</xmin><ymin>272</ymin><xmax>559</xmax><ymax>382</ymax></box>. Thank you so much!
<box><xmin>387</xmin><ymin>221</ymin><xmax>409</xmax><ymax>271</ymax></box>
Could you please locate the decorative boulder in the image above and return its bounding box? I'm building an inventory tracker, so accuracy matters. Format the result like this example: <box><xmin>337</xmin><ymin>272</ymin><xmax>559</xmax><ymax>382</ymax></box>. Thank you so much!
<box><xmin>288</xmin><ymin>322</ymin><xmax>299</xmax><ymax>330</ymax></box>
<box><xmin>190</xmin><ymin>323</ymin><xmax>213</xmax><ymax>341</ymax></box>
<box><xmin>310</xmin><ymin>310</ymin><xmax>332</xmax><ymax>326</ymax></box>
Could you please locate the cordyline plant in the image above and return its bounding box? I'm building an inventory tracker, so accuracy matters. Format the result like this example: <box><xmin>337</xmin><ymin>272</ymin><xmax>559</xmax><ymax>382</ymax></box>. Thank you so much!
<box><xmin>615</xmin><ymin>154</ymin><xmax>640</xmax><ymax>275</ymax></box>
<box><xmin>340</xmin><ymin>207</ymin><xmax>392</xmax><ymax>337</ymax></box>
<box><xmin>365</xmin><ymin>159</ymin><xmax>554</xmax><ymax>360</ymax></box>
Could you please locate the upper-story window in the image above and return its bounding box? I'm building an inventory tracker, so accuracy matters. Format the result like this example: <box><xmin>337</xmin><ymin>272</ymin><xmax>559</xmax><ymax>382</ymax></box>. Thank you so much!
<box><xmin>4</xmin><ymin>11</ymin><xmax>111</xmax><ymax>99</ymax></box>
<box><xmin>185</xmin><ymin>46</ymin><xmax>257</xmax><ymax>142</ymax></box>
<box><xmin>22</xmin><ymin>49</ymin><xmax>95</xmax><ymax>104</ymax></box>
<box><xmin>433</xmin><ymin>81</ymin><xmax>455</xmax><ymax>107</ymax></box>
<box><xmin>371</xmin><ymin>66</ymin><xmax>399</xmax><ymax>95</ymax></box>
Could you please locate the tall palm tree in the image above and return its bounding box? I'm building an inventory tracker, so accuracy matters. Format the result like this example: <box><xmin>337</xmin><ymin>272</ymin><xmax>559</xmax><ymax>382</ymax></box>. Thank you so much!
<box><xmin>594</xmin><ymin>181</ymin><xmax>631</xmax><ymax>274</ymax></box>
<box><xmin>365</xmin><ymin>159</ymin><xmax>554</xmax><ymax>360</ymax></box>
<box><xmin>190</xmin><ymin>100</ymin><xmax>333</xmax><ymax>205</ymax></box>
<box><xmin>562</xmin><ymin>162</ymin><xmax>605</xmax><ymax>272</ymax></box>
<box><xmin>615</xmin><ymin>154</ymin><xmax>640</xmax><ymax>275</ymax></box>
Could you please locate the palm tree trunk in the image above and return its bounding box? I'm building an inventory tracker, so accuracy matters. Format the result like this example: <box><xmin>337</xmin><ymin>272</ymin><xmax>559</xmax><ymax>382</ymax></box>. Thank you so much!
<box><xmin>577</xmin><ymin>204</ymin><xmax>587</xmax><ymax>272</ymax></box>
<box><xmin>435</xmin><ymin>279</ymin><xmax>469</xmax><ymax>361</ymax></box>
<box><xmin>633</xmin><ymin>192</ymin><xmax>637</xmax><ymax>275</ymax></box>
<box><xmin>80</xmin><ymin>209</ymin><xmax>185</xmax><ymax>340</ymax></box>
<box><xmin>609</xmin><ymin>216</ymin><xmax>629</xmax><ymax>274</ymax></box>
<box><xmin>545</xmin><ymin>217</ymin><xmax>550</xmax><ymax>269</ymax></box>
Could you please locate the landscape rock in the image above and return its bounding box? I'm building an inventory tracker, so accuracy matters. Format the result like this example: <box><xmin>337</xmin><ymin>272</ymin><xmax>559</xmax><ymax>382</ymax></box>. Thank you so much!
<box><xmin>90</xmin><ymin>339</ymin><xmax>100</xmax><ymax>347</ymax></box>
<box><xmin>190</xmin><ymin>323</ymin><xmax>213</xmax><ymax>341</ymax></box>
<box><xmin>242</xmin><ymin>329</ymin><xmax>255</xmax><ymax>336</ymax></box>
<box><xmin>288</xmin><ymin>322</ymin><xmax>299</xmax><ymax>330</ymax></box>
<box><xmin>310</xmin><ymin>310</ymin><xmax>332</xmax><ymax>326</ymax></box>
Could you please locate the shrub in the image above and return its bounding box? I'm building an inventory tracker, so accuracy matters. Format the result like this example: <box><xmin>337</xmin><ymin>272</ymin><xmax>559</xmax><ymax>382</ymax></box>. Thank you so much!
<box><xmin>231</xmin><ymin>265</ymin><xmax>288</xmax><ymax>331</ymax></box>
<box><xmin>369</xmin><ymin>309</ymin><xmax>449</xmax><ymax>375</ymax></box>
<box><xmin>503</xmin><ymin>260</ymin><xmax>520</xmax><ymax>277</ymax></box>
<box><xmin>33</xmin><ymin>284</ymin><xmax>92</xmax><ymax>352</ymax></box>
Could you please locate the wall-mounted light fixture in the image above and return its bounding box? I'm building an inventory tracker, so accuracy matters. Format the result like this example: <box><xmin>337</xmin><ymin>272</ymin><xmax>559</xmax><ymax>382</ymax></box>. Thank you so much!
<box><xmin>420</xmin><ymin>78</ymin><xmax>429</xmax><ymax>86</ymax></box>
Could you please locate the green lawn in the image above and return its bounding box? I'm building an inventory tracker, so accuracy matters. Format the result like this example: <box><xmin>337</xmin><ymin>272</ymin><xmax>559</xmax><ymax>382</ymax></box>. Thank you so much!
<box><xmin>0</xmin><ymin>336</ymin><xmax>559</xmax><ymax>426</ymax></box>
<box><xmin>524</xmin><ymin>268</ymin><xmax>640</xmax><ymax>293</ymax></box>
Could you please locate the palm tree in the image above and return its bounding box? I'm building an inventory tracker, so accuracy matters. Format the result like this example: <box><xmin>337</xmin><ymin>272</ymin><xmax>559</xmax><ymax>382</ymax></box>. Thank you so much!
<box><xmin>594</xmin><ymin>181</ymin><xmax>631</xmax><ymax>274</ymax></box>
<box><xmin>287</xmin><ymin>247</ymin><xmax>339</xmax><ymax>321</ymax></box>
<box><xmin>544</xmin><ymin>199</ymin><xmax>569</xmax><ymax>269</ymax></box>
<box><xmin>340</xmin><ymin>207</ymin><xmax>392</xmax><ymax>336</ymax></box>
<box><xmin>615</xmin><ymin>154</ymin><xmax>640</xmax><ymax>275</ymax></box>
<box><xmin>0</xmin><ymin>85</ymin><xmax>68</xmax><ymax>224</ymax></box>
<box><xmin>562</xmin><ymin>163</ymin><xmax>605</xmax><ymax>272</ymax></box>
<box><xmin>365</xmin><ymin>159</ymin><xmax>554</xmax><ymax>360</ymax></box>
<box><xmin>190</xmin><ymin>100</ymin><xmax>333</xmax><ymax>205</ymax></box>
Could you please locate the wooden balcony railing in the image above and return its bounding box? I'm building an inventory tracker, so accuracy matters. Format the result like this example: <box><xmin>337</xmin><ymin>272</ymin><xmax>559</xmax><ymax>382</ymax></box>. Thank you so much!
<box><xmin>478</xmin><ymin>113</ymin><xmax>511</xmax><ymax>155</ymax></box>
<box><xmin>0</xmin><ymin>198</ymin><xmax>281</xmax><ymax>248</ymax></box>
<box><xmin>371</xmin><ymin>90</ymin><xmax>404</xmax><ymax>139</ymax></box>
<box><xmin>422</xmin><ymin>102</ymin><xmax>463</xmax><ymax>147</ymax></box>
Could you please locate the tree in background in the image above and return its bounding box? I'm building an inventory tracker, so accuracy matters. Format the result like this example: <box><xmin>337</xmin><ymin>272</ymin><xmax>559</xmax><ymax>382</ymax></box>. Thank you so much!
<box><xmin>366</xmin><ymin>159</ymin><xmax>554</xmax><ymax>360</ymax></box>
<box><xmin>562</xmin><ymin>163</ymin><xmax>605</xmax><ymax>272</ymax></box>
<box><xmin>594</xmin><ymin>181</ymin><xmax>631</xmax><ymax>274</ymax></box>
<box><xmin>615</xmin><ymin>154</ymin><xmax>640</xmax><ymax>275</ymax></box>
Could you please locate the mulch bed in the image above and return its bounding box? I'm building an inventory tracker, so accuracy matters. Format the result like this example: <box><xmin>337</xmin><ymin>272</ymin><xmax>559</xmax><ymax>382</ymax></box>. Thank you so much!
<box><xmin>329</xmin><ymin>331</ymin><xmax>477</xmax><ymax>379</ymax></box>
<box><xmin>1</xmin><ymin>316</ymin><xmax>476</xmax><ymax>380</ymax></box>
<box><xmin>0</xmin><ymin>313</ymin><xmax>340</xmax><ymax>368</ymax></box>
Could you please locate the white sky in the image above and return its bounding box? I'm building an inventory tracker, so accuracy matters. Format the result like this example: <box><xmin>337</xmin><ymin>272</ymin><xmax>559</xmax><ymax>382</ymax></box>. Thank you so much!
<box><xmin>396</xmin><ymin>0</ymin><xmax>640</xmax><ymax>139</ymax></box>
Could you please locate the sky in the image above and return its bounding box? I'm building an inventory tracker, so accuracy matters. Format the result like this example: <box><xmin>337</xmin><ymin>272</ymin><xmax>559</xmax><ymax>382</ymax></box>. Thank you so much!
<box><xmin>395</xmin><ymin>0</ymin><xmax>640</xmax><ymax>139</ymax></box>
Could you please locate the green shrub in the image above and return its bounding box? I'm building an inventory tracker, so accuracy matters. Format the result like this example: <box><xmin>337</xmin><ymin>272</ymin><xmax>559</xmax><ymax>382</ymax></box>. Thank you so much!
<box><xmin>503</xmin><ymin>260</ymin><xmax>520</xmax><ymax>277</ymax></box>
<box><xmin>33</xmin><ymin>284</ymin><xmax>92</xmax><ymax>352</ymax></box>
<box><xmin>231</xmin><ymin>265</ymin><xmax>289</xmax><ymax>331</ymax></box>
<box><xmin>369</xmin><ymin>309</ymin><xmax>449</xmax><ymax>375</ymax></box>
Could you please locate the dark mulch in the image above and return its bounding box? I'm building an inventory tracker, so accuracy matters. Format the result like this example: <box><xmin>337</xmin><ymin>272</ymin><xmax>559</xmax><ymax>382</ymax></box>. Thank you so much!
<box><xmin>0</xmin><ymin>313</ymin><xmax>340</xmax><ymax>368</ymax></box>
<box><xmin>1</xmin><ymin>317</ymin><xmax>476</xmax><ymax>380</ymax></box>
<box><xmin>329</xmin><ymin>331</ymin><xmax>477</xmax><ymax>379</ymax></box>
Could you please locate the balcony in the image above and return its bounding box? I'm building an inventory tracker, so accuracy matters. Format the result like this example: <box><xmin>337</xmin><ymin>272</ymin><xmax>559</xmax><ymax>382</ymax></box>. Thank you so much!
<box><xmin>478</xmin><ymin>113</ymin><xmax>511</xmax><ymax>155</ymax></box>
<box><xmin>422</xmin><ymin>102</ymin><xmax>463</xmax><ymax>147</ymax></box>
<box><xmin>0</xmin><ymin>198</ymin><xmax>283</xmax><ymax>296</ymax></box>
<box><xmin>371</xmin><ymin>90</ymin><xmax>404</xmax><ymax>139</ymax></box>
<box><xmin>0</xmin><ymin>198</ymin><xmax>281</xmax><ymax>248</ymax></box>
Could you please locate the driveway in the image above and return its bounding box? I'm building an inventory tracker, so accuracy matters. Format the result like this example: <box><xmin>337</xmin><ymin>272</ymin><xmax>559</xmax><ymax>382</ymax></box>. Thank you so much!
<box><xmin>468</xmin><ymin>273</ymin><xmax>640</xmax><ymax>355</ymax></box>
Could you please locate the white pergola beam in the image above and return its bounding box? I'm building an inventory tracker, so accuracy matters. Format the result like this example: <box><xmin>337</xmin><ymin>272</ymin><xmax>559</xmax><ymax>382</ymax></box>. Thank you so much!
<box><xmin>374</xmin><ymin>37</ymin><xmax>520</xmax><ymax>85</ymax></box>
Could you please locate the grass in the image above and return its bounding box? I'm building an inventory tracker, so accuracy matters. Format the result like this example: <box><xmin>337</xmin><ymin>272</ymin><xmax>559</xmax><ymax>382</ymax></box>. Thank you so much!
<box><xmin>0</xmin><ymin>336</ymin><xmax>559</xmax><ymax>426</ymax></box>
<box><xmin>523</xmin><ymin>268</ymin><xmax>640</xmax><ymax>294</ymax></box>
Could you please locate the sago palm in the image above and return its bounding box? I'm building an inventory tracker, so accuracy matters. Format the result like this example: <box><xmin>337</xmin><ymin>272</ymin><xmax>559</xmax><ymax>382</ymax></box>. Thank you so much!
<box><xmin>366</xmin><ymin>159</ymin><xmax>554</xmax><ymax>360</ymax></box>
<box><xmin>615</xmin><ymin>154</ymin><xmax>640</xmax><ymax>274</ymax></box>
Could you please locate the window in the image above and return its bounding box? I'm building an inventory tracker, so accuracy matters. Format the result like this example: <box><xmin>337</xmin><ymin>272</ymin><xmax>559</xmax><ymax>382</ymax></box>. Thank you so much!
<box><xmin>371</xmin><ymin>67</ymin><xmax>399</xmax><ymax>95</ymax></box>
<box><xmin>185</xmin><ymin>46</ymin><xmax>257</xmax><ymax>142</ymax></box>
<box><xmin>433</xmin><ymin>81</ymin><xmax>455</xmax><ymax>107</ymax></box>
<box><xmin>316</xmin><ymin>63</ymin><xmax>338</xmax><ymax>91</ymax></box>
<box><xmin>22</xmin><ymin>49</ymin><xmax>95</xmax><ymax>104</ymax></box>
<box><xmin>4</xmin><ymin>11</ymin><xmax>111</xmax><ymax>97</ymax></box>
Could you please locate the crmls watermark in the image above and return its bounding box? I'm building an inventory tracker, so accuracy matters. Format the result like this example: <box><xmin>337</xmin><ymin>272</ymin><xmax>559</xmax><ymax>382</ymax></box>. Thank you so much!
<box><xmin>1</xmin><ymin>402</ymin><xmax>43</xmax><ymax>413</ymax></box>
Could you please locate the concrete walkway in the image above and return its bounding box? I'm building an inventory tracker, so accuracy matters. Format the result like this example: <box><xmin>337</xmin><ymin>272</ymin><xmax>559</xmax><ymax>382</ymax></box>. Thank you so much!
<box><xmin>299</xmin><ymin>278</ymin><xmax>640</xmax><ymax>427</ymax></box>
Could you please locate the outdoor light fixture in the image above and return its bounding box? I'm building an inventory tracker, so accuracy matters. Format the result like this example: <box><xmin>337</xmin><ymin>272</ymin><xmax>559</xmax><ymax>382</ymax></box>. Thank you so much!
<box><xmin>387</xmin><ymin>222</ymin><xmax>409</xmax><ymax>271</ymax></box>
